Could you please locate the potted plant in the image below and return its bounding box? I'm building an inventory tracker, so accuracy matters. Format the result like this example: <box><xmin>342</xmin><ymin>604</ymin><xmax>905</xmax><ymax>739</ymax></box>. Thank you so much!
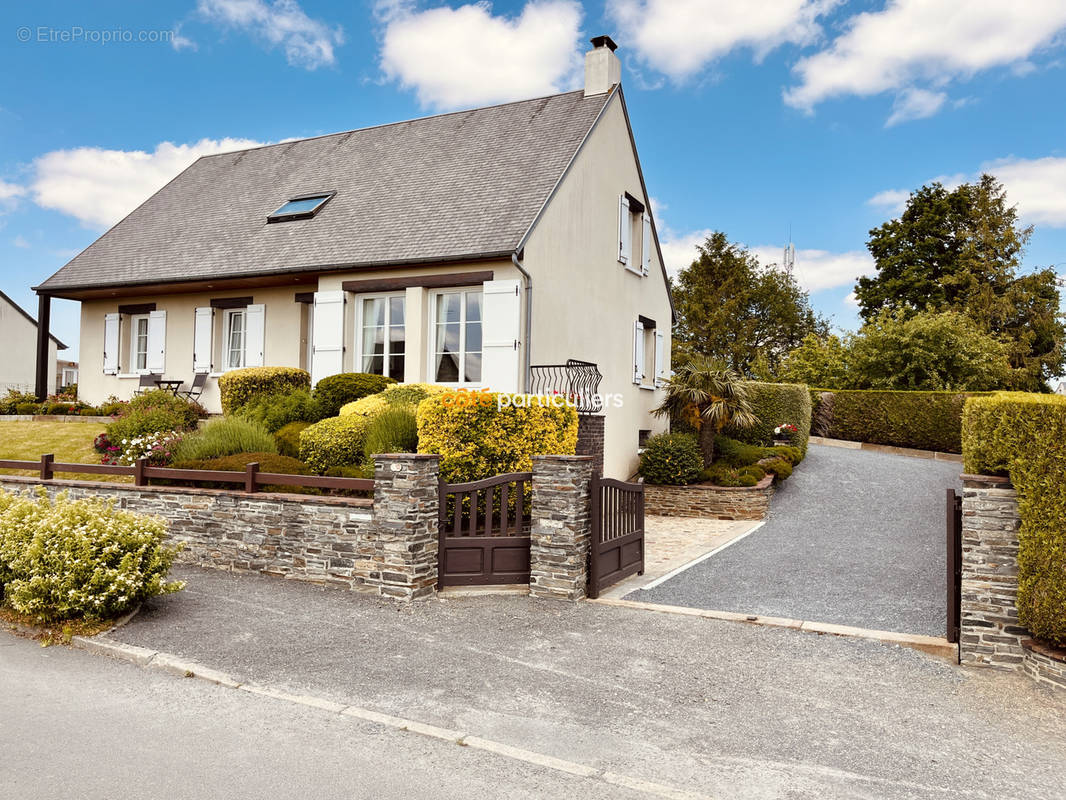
<box><xmin>773</xmin><ymin>423</ymin><xmax>798</xmax><ymax>447</ymax></box>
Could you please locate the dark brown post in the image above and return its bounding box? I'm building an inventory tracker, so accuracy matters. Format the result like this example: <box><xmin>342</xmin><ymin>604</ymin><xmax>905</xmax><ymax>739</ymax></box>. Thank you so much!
<box><xmin>245</xmin><ymin>462</ymin><xmax>259</xmax><ymax>493</ymax></box>
<box><xmin>588</xmin><ymin>474</ymin><xmax>600</xmax><ymax>599</ymax></box>
<box><xmin>134</xmin><ymin>457</ymin><xmax>147</xmax><ymax>487</ymax></box>
<box><xmin>40</xmin><ymin>453</ymin><xmax>54</xmax><ymax>481</ymax></box>
<box><xmin>35</xmin><ymin>294</ymin><xmax>51</xmax><ymax>402</ymax></box>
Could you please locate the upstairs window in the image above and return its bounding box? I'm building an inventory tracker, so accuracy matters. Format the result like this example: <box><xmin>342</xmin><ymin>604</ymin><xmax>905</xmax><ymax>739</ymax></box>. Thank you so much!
<box><xmin>618</xmin><ymin>192</ymin><xmax>650</xmax><ymax>276</ymax></box>
<box><xmin>267</xmin><ymin>192</ymin><xmax>334</xmax><ymax>223</ymax></box>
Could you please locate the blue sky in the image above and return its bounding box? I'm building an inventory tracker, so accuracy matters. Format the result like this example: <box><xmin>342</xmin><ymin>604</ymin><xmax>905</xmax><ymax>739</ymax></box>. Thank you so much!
<box><xmin>3</xmin><ymin>0</ymin><xmax>1066</xmax><ymax>359</ymax></box>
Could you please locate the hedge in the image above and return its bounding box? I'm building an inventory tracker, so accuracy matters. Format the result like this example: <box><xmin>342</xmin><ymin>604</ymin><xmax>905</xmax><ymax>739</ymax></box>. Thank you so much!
<box><xmin>813</xmin><ymin>389</ymin><xmax>992</xmax><ymax>454</ymax></box>
<box><xmin>313</xmin><ymin>373</ymin><xmax>396</xmax><ymax>418</ymax></box>
<box><xmin>638</xmin><ymin>433</ymin><xmax>702</xmax><ymax>485</ymax></box>
<box><xmin>725</xmin><ymin>382</ymin><xmax>811</xmax><ymax>456</ymax></box>
<box><xmin>218</xmin><ymin>367</ymin><xmax>310</xmax><ymax>415</ymax></box>
<box><xmin>416</xmin><ymin>391</ymin><xmax>578</xmax><ymax>484</ymax></box>
<box><xmin>299</xmin><ymin>414</ymin><xmax>370</xmax><ymax>473</ymax></box>
<box><xmin>963</xmin><ymin>393</ymin><xmax>1066</xmax><ymax>645</ymax></box>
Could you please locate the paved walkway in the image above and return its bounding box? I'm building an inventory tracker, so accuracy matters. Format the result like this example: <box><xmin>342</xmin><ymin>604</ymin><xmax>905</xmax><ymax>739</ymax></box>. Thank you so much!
<box><xmin>630</xmin><ymin>444</ymin><xmax>962</xmax><ymax>636</ymax></box>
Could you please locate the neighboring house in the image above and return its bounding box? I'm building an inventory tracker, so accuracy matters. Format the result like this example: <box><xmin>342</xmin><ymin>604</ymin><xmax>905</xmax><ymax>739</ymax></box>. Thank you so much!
<box><xmin>34</xmin><ymin>37</ymin><xmax>672</xmax><ymax>479</ymax></box>
<box><xmin>56</xmin><ymin>359</ymin><xmax>79</xmax><ymax>392</ymax></box>
<box><xmin>0</xmin><ymin>289</ymin><xmax>65</xmax><ymax>394</ymax></box>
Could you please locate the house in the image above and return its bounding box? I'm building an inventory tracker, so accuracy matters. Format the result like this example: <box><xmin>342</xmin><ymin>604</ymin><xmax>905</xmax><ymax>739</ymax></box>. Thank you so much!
<box><xmin>0</xmin><ymin>289</ymin><xmax>66</xmax><ymax>394</ymax></box>
<box><xmin>34</xmin><ymin>37</ymin><xmax>673</xmax><ymax>479</ymax></box>
<box><xmin>56</xmin><ymin>359</ymin><xmax>79</xmax><ymax>391</ymax></box>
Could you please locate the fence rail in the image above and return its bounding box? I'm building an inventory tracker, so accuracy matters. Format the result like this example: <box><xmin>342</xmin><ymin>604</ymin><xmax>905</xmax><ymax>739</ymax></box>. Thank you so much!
<box><xmin>0</xmin><ymin>454</ymin><xmax>374</xmax><ymax>495</ymax></box>
<box><xmin>528</xmin><ymin>359</ymin><xmax>603</xmax><ymax>413</ymax></box>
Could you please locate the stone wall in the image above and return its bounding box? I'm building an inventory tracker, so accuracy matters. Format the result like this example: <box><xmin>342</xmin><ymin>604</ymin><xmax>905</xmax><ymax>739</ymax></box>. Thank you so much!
<box><xmin>1022</xmin><ymin>640</ymin><xmax>1066</xmax><ymax>690</ymax></box>
<box><xmin>959</xmin><ymin>474</ymin><xmax>1026</xmax><ymax>669</ymax></box>
<box><xmin>576</xmin><ymin>414</ymin><xmax>605</xmax><ymax>478</ymax></box>
<box><xmin>529</xmin><ymin>455</ymin><xmax>593</xmax><ymax>600</ymax></box>
<box><xmin>644</xmin><ymin>476</ymin><xmax>775</xmax><ymax>520</ymax></box>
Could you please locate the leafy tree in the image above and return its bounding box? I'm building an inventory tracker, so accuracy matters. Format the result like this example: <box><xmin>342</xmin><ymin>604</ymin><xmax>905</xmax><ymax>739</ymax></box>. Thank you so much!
<box><xmin>654</xmin><ymin>357</ymin><xmax>757</xmax><ymax>465</ymax></box>
<box><xmin>776</xmin><ymin>333</ymin><xmax>850</xmax><ymax>388</ymax></box>
<box><xmin>672</xmin><ymin>232</ymin><xmax>828</xmax><ymax>375</ymax></box>
<box><xmin>856</xmin><ymin>174</ymin><xmax>1064</xmax><ymax>390</ymax></box>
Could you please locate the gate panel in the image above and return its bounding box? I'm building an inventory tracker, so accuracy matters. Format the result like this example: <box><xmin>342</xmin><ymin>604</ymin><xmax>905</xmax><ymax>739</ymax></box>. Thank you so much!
<box><xmin>947</xmin><ymin>488</ymin><xmax>962</xmax><ymax>645</ymax></box>
<box><xmin>438</xmin><ymin>472</ymin><xmax>532</xmax><ymax>587</ymax></box>
<box><xmin>588</xmin><ymin>476</ymin><xmax>645</xmax><ymax>598</ymax></box>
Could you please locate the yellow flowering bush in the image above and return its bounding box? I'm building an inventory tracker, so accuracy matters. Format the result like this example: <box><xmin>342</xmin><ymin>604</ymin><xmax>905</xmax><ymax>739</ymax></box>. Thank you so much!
<box><xmin>298</xmin><ymin>413</ymin><xmax>371</xmax><ymax>473</ymax></box>
<box><xmin>218</xmin><ymin>366</ymin><xmax>310</xmax><ymax>414</ymax></box>
<box><xmin>340</xmin><ymin>383</ymin><xmax>449</xmax><ymax>417</ymax></box>
<box><xmin>0</xmin><ymin>488</ymin><xmax>183</xmax><ymax>622</ymax></box>
<box><xmin>340</xmin><ymin>394</ymin><xmax>389</xmax><ymax>418</ymax></box>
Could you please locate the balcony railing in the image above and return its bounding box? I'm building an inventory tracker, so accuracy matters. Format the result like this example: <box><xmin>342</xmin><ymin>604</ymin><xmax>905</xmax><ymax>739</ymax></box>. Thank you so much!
<box><xmin>528</xmin><ymin>359</ymin><xmax>603</xmax><ymax>413</ymax></box>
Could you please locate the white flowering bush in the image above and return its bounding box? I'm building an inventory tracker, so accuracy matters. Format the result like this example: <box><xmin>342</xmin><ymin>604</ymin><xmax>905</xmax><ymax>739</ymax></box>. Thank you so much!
<box><xmin>0</xmin><ymin>488</ymin><xmax>184</xmax><ymax>622</ymax></box>
<box><xmin>116</xmin><ymin>430</ymin><xmax>183</xmax><ymax>466</ymax></box>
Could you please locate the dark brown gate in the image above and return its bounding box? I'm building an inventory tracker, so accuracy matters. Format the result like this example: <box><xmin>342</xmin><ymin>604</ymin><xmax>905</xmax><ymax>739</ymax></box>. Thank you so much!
<box><xmin>588</xmin><ymin>476</ymin><xmax>645</xmax><ymax>598</ymax></box>
<box><xmin>946</xmin><ymin>488</ymin><xmax>962</xmax><ymax>645</ymax></box>
<box><xmin>438</xmin><ymin>473</ymin><xmax>532</xmax><ymax>587</ymax></box>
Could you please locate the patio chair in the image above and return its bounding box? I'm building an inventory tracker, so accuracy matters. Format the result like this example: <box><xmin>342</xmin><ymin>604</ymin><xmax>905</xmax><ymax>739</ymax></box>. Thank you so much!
<box><xmin>134</xmin><ymin>373</ymin><xmax>161</xmax><ymax>395</ymax></box>
<box><xmin>180</xmin><ymin>372</ymin><xmax>208</xmax><ymax>402</ymax></box>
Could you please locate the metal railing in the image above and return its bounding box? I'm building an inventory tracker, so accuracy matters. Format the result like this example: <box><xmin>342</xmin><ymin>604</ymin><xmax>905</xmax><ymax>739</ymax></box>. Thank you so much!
<box><xmin>528</xmin><ymin>359</ymin><xmax>603</xmax><ymax>413</ymax></box>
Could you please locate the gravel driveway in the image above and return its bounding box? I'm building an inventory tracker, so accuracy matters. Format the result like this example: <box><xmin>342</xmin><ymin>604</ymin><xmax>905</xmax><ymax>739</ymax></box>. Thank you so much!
<box><xmin>630</xmin><ymin>444</ymin><xmax>962</xmax><ymax>636</ymax></box>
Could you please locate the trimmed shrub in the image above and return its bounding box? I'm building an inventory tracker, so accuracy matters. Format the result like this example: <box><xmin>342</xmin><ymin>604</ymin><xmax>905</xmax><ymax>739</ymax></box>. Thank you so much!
<box><xmin>715</xmin><ymin>436</ymin><xmax>801</xmax><ymax>468</ymax></box>
<box><xmin>698</xmin><ymin>462</ymin><xmax>760</xmax><ymax>487</ymax></box>
<box><xmin>814</xmin><ymin>389</ymin><xmax>992</xmax><ymax>454</ymax></box>
<box><xmin>381</xmin><ymin>382</ymin><xmax>449</xmax><ymax>406</ymax></box>
<box><xmin>363</xmin><ymin>404</ymin><xmax>418</xmax><ymax>456</ymax></box>
<box><xmin>963</xmin><ymin>393</ymin><xmax>1066</xmax><ymax>644</ymax></box>
<box><xmin>218</xmin><ymin>367</ymin><xmax>310</xmax><ymax>415</ymax></box>
<box><xmin>341</xmin><ymin>393</ymin><xmax>390</xmax><ymax>418</ymax></box>
<box><xmin>639</xmin><ymin>433</ymin><xmax>703</xmax><ymax>486</ymax></box>
<box><xmin>417</xmin><ymin>391</ymin><xmax>578</xmax><ymax>483</ymax></box>
<box><xmin>106</xmin><ymin>390</ymin><xmax>204</xmax><ymax>451</ymax></box>
<box><xmin>15</xmin><ymin>402</ymin><xmax>40</xmax><ymax>415</ymax></box>
<box><xmin>313</xmin><ymin>373</ymin><xmax>396</xmax><ymax>419</ymax></box>
<box><xmin>299</xmin><ymin>414</ymin><xmax>370</xmax><ymax>473</ymax></box>
<box><xmin>274</xmin><ymin>421</ymin><xmax>311</xmax><ymax>458</ymax></box>
<box><xmin>725</xmin><ymin>382</ymin><xmax>811</xmax><ymax>456</ymax></box>
<box><xmin>235</xmin><ymin>388</ymin><xmax>322</xmax><ymax>432</ymax></box>
<box><xmin>760</xmin><ymin>457</ymin><xmax>792</xmax><ymax>482</ymax></box>
<box><xmin>0</xmin><ymin>488</ymin><xmax>183</xmax><ymax>622</ymax></box>
<box><xmin>173</xmin><ymin>417</ymin><xmax>276</xmax><ymax>462</ymax></box>
<box><xmin>0</xmin><ymin>389</ymin><xmax>38</xmax><ymax>415</ymax></box>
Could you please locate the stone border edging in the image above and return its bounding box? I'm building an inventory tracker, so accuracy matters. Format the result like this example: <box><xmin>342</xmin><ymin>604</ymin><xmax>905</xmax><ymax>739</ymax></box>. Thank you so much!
<box><xmin>809</xmin><ymin>436</ymin><xmax>963</xmax><ymax>463</ymax></box>
<box><xmin>591</xmin><ymin>597</ymin><xmax>958</xmax><ymax>662</ymax></box>
<box><xmin>60</xmin><ymin>633</ymin><xmax>710</xmax><ymax>800</ymax></box>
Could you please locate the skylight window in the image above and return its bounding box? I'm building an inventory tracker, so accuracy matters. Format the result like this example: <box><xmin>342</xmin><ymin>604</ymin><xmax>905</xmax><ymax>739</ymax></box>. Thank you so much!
<box><xmin>267</xmin><ymin>192</ymin><xmax>334</xmax><ymax>223</ymax></box>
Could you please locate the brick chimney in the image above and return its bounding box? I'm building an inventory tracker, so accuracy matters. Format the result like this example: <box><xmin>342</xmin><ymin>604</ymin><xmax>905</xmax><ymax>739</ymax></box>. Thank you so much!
<box><xmin>584</xmin><ymin>35</ymin><xmax>621</xmax><ymax>97</ymax></box>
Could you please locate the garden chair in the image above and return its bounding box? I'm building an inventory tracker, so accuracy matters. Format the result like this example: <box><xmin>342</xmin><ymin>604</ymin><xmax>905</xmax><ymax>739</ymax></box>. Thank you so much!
<box><xmin>134</xmin><ymin>373</ymin><xmax>161</xmax><ymax>395</ymax></box>
<box><xmin>180</xmin><ymin>372</ymin><xmax>208</xmax><ymax>402</ymax></box>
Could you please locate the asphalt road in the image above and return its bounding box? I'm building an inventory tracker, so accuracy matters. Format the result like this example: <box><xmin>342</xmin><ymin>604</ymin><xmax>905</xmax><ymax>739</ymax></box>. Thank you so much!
<box><xmin>632</xmin><ymin>444</ymin><xmax>962</xmax><ymax>635</ymax></box>
<box><xmin>100</xmin><ymin>565</ymin><xmax>1066</xmax><ymax>799</ymax></box>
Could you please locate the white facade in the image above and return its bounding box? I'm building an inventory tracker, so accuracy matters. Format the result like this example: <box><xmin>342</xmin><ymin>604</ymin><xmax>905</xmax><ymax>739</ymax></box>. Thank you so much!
<box><xmin>0</xmin><ymin>292</ymin><xmax>61</xmax><ymax>395</ymax></box>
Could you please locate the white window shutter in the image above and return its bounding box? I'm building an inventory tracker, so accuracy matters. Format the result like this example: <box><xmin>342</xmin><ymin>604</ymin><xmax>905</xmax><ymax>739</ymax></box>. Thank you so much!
<box><xmin>193</xmin><ymin>307</ymin><xmax>214</xmax><ymax>373</ymax></box>
<box><xmin>654</xmin><ymin>330</ymin><xmax>665</xmax><ymax>387</ymax></box>
<box><xmin>480</xmin><ymin>279</ymin><xmax>522</xmax><ymax>392</ymax></box>
<box><xmin>311</xmin><ymin>291</ymin><xmax>345</xmax><ymax>385</ymax></box>
<box><xmin>146</xmin><ymin>310</ymin><xmax>167</xmax><ymax>373</ymax></box>
<box><xmin>618</xmin><ymin>195</ymin><xmax>631</xmax><ymax>265</ymax></box>
<box><xmin>245</xmin><ymin>304</ymin><xmax>266</xmax><ymax>368</ymax></box>
<box><xmin>641</xmin><ymin>213</ymin><xmax>652</xmax><ymax>276</ymax></box>
<box><xmin>103</xmin><ymin>313</ymin><xmax>120</xmax><ymax>374</ymax></box>
<box><xmin>633</xmin><ymin>320</ymin><xmax>644</xmax><ymax>384</ymax></box>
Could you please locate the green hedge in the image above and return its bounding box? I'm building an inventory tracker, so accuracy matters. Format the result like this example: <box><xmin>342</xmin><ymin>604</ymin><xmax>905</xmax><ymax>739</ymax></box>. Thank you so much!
<box><xmin>963</xmin><ymin>393</ymin><xmax>1066</xmax><ymax>645</ymax></box>
<box><xmin>299</xmin><ymin>414</ymin><xmax>370</xmax><ymax>473</ymax></box>
<box><xmin>218</xmin><ymin>367</ymin><xmax>310</xmax><ymax>415</ymax></box>
<box><xmin>313</xmin><ymin>373</ymin><xmax>396</xmax><ymax>419</ymax></box>
<box><xmin>639</xmin><ymin>433</ymin><xmax>703</xmax><ymax>485</ymax></box>
<box><xmin>813</xmin><ymin>389</ymin><xmax>992</xmax><ymax>454</ymax></box>
<box><xmin>725</xmin><ymin>382</ymin><xmax>811</xmax><ymax>455</ymax></box>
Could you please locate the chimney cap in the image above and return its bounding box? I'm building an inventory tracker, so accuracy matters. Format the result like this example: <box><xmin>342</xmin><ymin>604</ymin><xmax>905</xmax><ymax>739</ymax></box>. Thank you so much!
<box><xmin>590</xmin><ymin>35</ymin><xmax>618</xmax><ymax>52</ymax></box>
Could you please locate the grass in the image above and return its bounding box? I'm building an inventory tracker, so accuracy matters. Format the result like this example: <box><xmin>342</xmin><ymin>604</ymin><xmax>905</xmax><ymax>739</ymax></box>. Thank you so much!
<box><xmin>0</xmin><ymin>420</ymin><xmax>131</xmax><ymax>483</ymax></box>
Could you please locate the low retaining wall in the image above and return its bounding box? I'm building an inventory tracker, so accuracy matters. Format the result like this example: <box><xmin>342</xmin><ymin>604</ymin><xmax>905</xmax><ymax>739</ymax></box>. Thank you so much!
<box><xmin>644</xmin><ymin>476</ymin><xmax>774</xmax><ymax>520</ymax></box>
<box><xmin>1022</xmin><ymin>639</ymin><xmax>1066</xmax><ymax>690</ymax></box>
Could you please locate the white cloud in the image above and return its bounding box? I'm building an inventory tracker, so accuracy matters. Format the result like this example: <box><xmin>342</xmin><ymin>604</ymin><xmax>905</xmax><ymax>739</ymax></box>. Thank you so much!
<box><xmin>843</xmin><ymin>291</ymin><xmax>859</xmax><ymax>307</ymax></box>
<box><xmin>171</xmin><ymin>24</ymin><xmax>198</xmax><ymax>52</ymax></box>
<box><xmin>885</xmin><ymin>88</ymin><xmax>946</xmax><ymax>127</ymax></box>
<box><xmin>786</xmin><ymin>0</ymin><xmax>1066</xmax><ymax>118</ymax></box>
<box><xmin>12</xmin><ymin>235</ymin><xmax>30</xmax><ymax>249</ymax></box>
<box><xmin>659</xmin><ymin>227</ymin><xmax>713</xmax><ymax>278</ymax></box>
<box><xmin>198</xmin><ymin>0</ymin><xmax>344</xmax><ymax>69</ymax></box>
<box><xmin>378</xmin><ymin>1</ymin><xmax>584</xmax><ymax>110</ymax></box>
<box><xmin>30</xmin><ymin>137</ymin><xmax>267</xmax><ymax>229</ymax></box>
<box><xmin>607</xmin><ymin>0</ymin><xmax>835</xmax><ymax>80</ymax></box>
<box><xmin>868</xmin><ymin>156</ymin><xmax>1066</xmax><ymax>227</ymax></box>
<box><xmin>0</xmin><ymin>180</ymin><xmax>24</xmax><ymax>203</ymax></box>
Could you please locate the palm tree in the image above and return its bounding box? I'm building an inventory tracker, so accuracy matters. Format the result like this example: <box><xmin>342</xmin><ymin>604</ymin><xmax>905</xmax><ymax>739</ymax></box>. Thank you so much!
<box><xmin>654</xmin><ymin>357</ymin><xmax>758</xmax><ymax>465</ymax></box>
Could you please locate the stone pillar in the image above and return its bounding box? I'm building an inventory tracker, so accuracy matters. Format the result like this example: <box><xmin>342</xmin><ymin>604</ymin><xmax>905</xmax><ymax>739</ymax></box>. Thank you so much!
<box><xmin>363</xmin><ymin>453</ymin><xmax>440</xmax><ymax>600</ymax></box>
<box><xmin>960</xmin><ymin>474</ymin><xmax>1026</xmax><ymax>668</ymax></box>
<box><xmin>576</xmin><ymin>413</ymin><xmax>605</xmax><ymax>477</ymax></box>
<box><xmin>529</xmin><ymin>455</ymin><xmax>593</xmax><ymax>601</ymax></box>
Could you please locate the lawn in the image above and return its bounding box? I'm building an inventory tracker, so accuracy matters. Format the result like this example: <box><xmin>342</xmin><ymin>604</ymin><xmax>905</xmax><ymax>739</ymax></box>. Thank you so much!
<box><xmin>0</xmin><ymin>420</ymin><xmax>130</xmax><ymax>483</ymax></box>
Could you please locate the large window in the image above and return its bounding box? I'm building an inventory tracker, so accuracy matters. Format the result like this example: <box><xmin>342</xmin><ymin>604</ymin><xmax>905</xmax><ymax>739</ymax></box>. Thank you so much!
<box><xmin>432</xmin><ymin>290</ymin><xmax>482</xmax><ymax>384</ymax></box>
<box><xmin>130</xmin><ymin>314</ymin><xmax>149</xmax><ymax>372</ymax></box>
<box><xmin>358</xmin><ymin>295</ymin><xmax>405</xmax><ymax>379</ymax></box>
<box><xmin>224</xmin><ymin>309</ymin><xmax>246</xmax><ymax>371</ymax></box>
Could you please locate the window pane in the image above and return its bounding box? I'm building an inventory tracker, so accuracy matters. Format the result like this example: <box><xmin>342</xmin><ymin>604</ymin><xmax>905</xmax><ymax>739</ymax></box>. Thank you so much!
<box><xmin>270</xmin><ymin>195</ymin><xmax>329</xmax><ymax>217</ymax></box>
<box><xmin>362</xmin><ymin>325</ymin><xmax>385</xmax><ymax>357</ymax></box>
<box><xmin>464</xmin><ymin>353</ymin><xmax>482</xmax><ymax>383</ymax></box>
<box><xmin>465</xmin><ymin>321</ymin><xmax>482</xmax><ymax>354</ymax></box>
<box><xmin>363</xmin><ymin>355</ymin><xmax>384</xmax><ymax>375</ymax></box>
<box><xmin>389</xmin><ymin>354</ymin><xmax>405</xmax><ymax>379</ymax></box>
<box><xmin>437</xmin><ymin>293</ymin><xmax>461</xmax><ymax>323</ymax></box>
<box><xmin>389</xmin><ymin>296</ymin><xmax>405</xmax><ymax>324</ymax></box>
<box><xmin>436</xmin><ymin>322</ymin><xmax>460</xmax><ymax>356</ymax></box>
<box><xmin>363</xmin><ymin>297</ymin><xmax>386</xmax><ymax>327</ymax></box>
<box><xmin>389</xmin><ymin>325</ymin><xmax>405</xmax><ymax>350</ymax></box>
<box><xmin>465</xmin><ymin>291</ymin><xmax>482</xmax><ymax>322</ymax></box>
<box><xmin>435</xmin><ymin>351</ymin><xmax>459</xmax><ymax>382</ymax></box>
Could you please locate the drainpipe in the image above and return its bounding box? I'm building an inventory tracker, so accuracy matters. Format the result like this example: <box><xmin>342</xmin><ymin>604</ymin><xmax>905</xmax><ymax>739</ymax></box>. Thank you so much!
<box><xmin>511</xmin><ymin>251</ymin><xmax>533</xmax><ymax>393</ymax></box>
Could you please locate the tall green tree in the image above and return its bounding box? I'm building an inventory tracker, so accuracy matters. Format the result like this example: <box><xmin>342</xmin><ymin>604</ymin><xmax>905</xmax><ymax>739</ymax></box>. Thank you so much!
<box><xmin>672</xmin><ymin>232</ymin><xmax>828</xmax><ymax>376</ymax></box>
<box><xmin>856</xmin><ymin>174</ymin><xmax>1064</xmax><ymax>390</ymax></box>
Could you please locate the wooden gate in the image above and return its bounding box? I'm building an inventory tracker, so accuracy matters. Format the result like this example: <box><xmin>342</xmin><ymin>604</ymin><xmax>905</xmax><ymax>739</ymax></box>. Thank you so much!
<box><xmin>946</xmin><ymin>488</ymin><xmax>962</xmax><ymax>645</ymax></box>
<box><xmin>437</xmin><ymin>473</ymin><xmax>532</xmax><ymax>587</ymax></box>
<box><xmin>588</xmin><ymin>476</ymin><xmax>645</xmax><ymax>598</ymax></box>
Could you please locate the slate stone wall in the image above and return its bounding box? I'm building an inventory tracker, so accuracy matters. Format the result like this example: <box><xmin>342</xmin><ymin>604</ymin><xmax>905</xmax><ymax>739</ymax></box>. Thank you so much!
<box><xmin>529</xmin><ymin>455</ymin><xmax>593</xmax><ymax>600</ymax></box>
<box><xmin>644</xmin><ymin>477</ymin><xmax>774</xmax><ymax>520</ymax></box>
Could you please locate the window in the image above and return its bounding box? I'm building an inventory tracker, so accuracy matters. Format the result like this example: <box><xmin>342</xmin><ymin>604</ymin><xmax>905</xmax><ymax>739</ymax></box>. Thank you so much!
<box><xmin>130</xmin><ymin>314</ymin><xmax>149</xmax><ymax>371</ymax></box>
<box><xmin>358</xmin><ymin>294</ymin><xmax>405</xmax><ymax>379</ymax></box>
<box><xmin>618</xmin><ymin>193</ymin><xmax>649</xmax><ymax>276</ymax></box>
<box><xmin>633</xmin><ymin>317</ymin><xmax>665</xmax><ymax>387</ymax></box>
<box><xmin>267</xmin><ymin>192</ymin><xmax>334</xmax><ymax>223</ymax></box>
<box><xmin>224</xmin><ymin>309</ymin><xmax>247</xmax><ymax>370</ymax></box>
<box><xmin>432</xmin><ymin>289</ymin><xmax>482</xmax><ymax>384</ymax></box>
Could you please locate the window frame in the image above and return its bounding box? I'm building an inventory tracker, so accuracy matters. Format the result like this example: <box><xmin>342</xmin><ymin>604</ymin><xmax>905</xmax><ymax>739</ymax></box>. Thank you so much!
<box><xmin>129</xmin><ymin>313</ymin><xmax>150</xmax><ymax>373</ymax></box>
<box><xmin>267</xmin><ymin>191</ymin><xmax>336</xmax><ymax>223</ymax></box>
<box><xmin>427</xmin><ymin>288</ymin><xmax>484</xmax><ymax>387</ymax></box>
<box><xmin>354</xmin><ymin>292</ymin><xmax>407</xmax><ymax>380</ymax></box>
<box><xmin>222</xmin><ymin>308</ymin><xmax>247</xmax><ymax>372</ymax></box>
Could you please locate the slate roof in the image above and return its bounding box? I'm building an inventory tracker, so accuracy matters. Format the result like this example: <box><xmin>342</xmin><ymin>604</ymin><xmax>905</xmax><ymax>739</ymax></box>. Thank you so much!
<box><xmin>38</xmin><ymin>90</ymin><xmax>612</xmax><ymax>294</ymax></box>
